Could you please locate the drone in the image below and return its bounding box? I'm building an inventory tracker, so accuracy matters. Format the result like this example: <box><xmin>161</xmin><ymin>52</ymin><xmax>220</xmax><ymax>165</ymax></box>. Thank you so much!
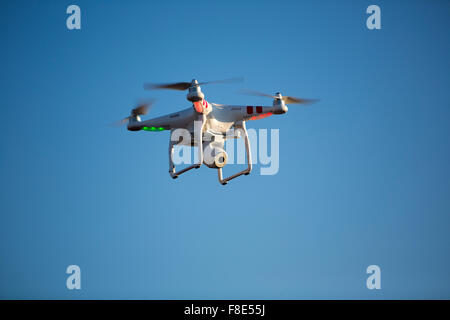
<box><xmin>120</xmin><ymin>78</ymin><xmax>315</xmax><ymax>185</ymax></box>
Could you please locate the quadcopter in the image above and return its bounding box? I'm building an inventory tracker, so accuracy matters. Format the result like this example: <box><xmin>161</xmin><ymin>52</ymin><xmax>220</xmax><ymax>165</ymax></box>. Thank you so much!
<box><xmin>120</xmin><ymin>78</ymin><xmax>315</xmax><ymax>185</ymax></box>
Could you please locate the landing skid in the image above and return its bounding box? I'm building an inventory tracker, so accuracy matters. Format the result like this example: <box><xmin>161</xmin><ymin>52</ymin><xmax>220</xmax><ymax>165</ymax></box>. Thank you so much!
<box><xmin>169</xmin><ymin>115</ymin><xmax>205</xmax><ymax>179</ymax></box>
<box><xmin>217</xmin><ymin>121</ymin><xmax>252</xmax><ymax>185</ymax></box>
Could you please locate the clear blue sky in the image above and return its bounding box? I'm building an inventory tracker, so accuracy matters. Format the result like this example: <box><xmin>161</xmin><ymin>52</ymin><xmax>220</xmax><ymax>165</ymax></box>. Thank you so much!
<box><xmin>1</xmin><ymin>0</ymin><xmax>449</xmax><ymax>299</ymax></box>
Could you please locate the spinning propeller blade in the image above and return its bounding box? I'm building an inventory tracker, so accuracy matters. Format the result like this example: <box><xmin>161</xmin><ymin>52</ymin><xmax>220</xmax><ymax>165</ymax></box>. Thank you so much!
<box><xmin>113</xmin><ymin>99</ymin><xmax>155</xmax><ymax>126</ymax></box>
<box><xmin>145</xmin><ymin>82</ymin><xmax>192</xmax><ymax>91</ymax></box>
<box><xmin>282</xmin><ymin>96</ymin><xmax>318</xmax><ymax>105</ymax></box>
<box><xmin>198</xmin><ymin>77</ymin><xmax>244</xmax><ymax>86</ymax></box>
<box><xmin>239</xmin><ymin>89</ymin><xmax>318</xmax><ymax>105</ymax></box>
<box><xmin>239</xmin><ymin>89</ymin><xmax>275</xmax><ymax>99</ymax></box>
<box><xmin>131</xmin><ymin>100</ymin><xmax>154</xmax><ymax>116</ymax></box>
<box><xmin>144</xmin><ymin>77</ymin><xmax>244</xmax><ymax>91</ymax></box>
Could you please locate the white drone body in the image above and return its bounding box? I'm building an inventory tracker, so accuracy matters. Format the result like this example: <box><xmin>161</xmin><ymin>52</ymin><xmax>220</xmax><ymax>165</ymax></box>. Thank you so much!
<box><xmin>124</xmin><ymin>79</ymin><xmax>313</xmax><ymax>185</ymax></box>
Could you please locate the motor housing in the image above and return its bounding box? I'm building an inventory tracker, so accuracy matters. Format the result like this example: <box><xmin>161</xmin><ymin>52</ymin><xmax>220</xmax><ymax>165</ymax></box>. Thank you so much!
<box><xmin>187</xmin><ymin>81</ymin><xmax>205</xmax><ymax>102</ymax></box>
<box><xmin>272</xmin><ymin>92</ymin><xmax>288</xmax><ymax>114</ymax></box>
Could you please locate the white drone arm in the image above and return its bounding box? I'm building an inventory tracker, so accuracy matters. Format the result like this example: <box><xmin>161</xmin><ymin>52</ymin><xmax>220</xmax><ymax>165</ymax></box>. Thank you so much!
<box><xmin>212</xmin><ymin>103</ymin><xmax>286</xmax><ymax>124</ymax></box>
<box><xmin>127</xmin><ymin>107</ymin><xmax>196</xmax><ymax>132</ymax></box>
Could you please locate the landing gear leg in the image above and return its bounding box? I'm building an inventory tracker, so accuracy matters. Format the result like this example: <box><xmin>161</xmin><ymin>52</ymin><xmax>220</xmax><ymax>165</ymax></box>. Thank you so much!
<box><xmin>218</xmin><ymin>121</ymin><xmax>252</xmax><ymax>185</ymax></box>
<box><xmin>169</xmin><ymin>115</ymin><xmax>205</xmax><ymax>179</ymax></box>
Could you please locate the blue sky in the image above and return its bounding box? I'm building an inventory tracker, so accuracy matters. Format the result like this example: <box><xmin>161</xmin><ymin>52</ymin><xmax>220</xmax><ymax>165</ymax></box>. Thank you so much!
<box><xmin>0</xmin><ymin>0</ymin><xmax>449</xmax><ymax>299</ymax></box>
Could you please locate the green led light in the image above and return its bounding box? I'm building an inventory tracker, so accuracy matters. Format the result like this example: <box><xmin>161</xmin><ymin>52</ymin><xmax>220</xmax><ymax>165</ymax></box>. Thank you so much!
<box><xmin>142</xmin><ymin>126</ymin><xmax>165</xmax><ymax>132</ymax></box>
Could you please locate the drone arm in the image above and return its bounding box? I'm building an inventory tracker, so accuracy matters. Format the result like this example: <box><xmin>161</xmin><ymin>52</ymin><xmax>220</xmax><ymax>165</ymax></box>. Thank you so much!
<box><xmin>127</xmin><ymin>107</ymin><xmax>196</xmax><ymax>131</ymax></box>
<box><xmin>218</xmin><ymin>105</ymin><xmax>277</xmax><ymax>123</ymax></box>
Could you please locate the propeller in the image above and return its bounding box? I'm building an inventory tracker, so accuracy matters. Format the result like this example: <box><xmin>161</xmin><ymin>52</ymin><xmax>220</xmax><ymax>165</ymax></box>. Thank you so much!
<box><xmin>113</xmin><ymin>99</ymin><xmax>155</xmax><ymax>126</ymax></box>
<box><xmin>144</xmin><ymin>77</ymin><xmax>244</xmax><ymax>91</ymax></box>
<box><xmin>209</xmin><ymin>102</ymin><xmax>226</xmax><ymax>107</ymax></box>
<box><xmin>239</xmin><ymin>89</ymin><xmax>318</xmax><ymax>105</ymax></box>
